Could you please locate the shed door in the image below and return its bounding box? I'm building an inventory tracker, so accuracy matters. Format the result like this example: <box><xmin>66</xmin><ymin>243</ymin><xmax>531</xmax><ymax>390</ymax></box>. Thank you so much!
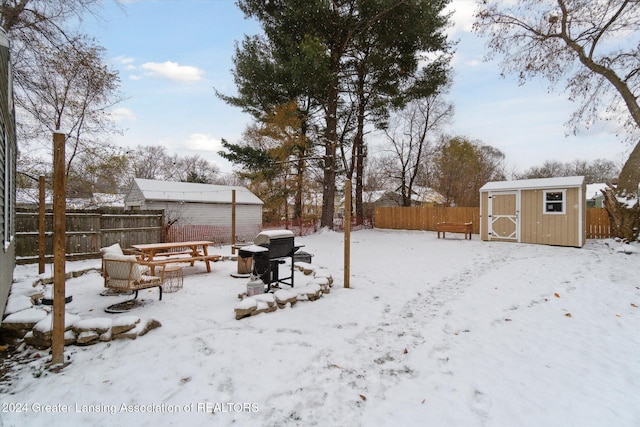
<box><xmin>489</xmin><ymin>192</ymin><xmax>518</xmax><ymax>241</ymax></box>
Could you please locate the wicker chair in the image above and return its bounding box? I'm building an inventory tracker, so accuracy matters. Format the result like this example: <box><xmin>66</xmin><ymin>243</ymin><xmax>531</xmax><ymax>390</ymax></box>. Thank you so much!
<box><xmin>99</xmin><ymin>243</ymin><xmax>143</xmax><ymax>287</ymax></box>
<box><xmin>102</xmin><ymin>255</ymin><xmax>165</xmax><ymax>306</ymax></box>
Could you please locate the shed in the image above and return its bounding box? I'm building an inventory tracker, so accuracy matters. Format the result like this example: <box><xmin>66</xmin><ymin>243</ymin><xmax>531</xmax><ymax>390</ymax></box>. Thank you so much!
<box><xmin>125</xmin><ymin>179</ymin><xmax>263</xmax><ymax>243</ymax></box>
<box><xmin>479</xmin><ymin>176</ymin><xmax>586</xmax><ymax>247</ymax></box>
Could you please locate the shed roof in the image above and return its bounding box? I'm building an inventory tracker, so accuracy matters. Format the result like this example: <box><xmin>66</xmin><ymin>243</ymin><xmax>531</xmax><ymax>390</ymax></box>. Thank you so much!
<box><xmin>132</xmin><ymin>178</ymin><xmax>263</xmax><ymax>205</ymax></box>
<box><xmin>480</xmin><ymin>176</ymin><xmax>585</xmax><ymax>192</ymax></box>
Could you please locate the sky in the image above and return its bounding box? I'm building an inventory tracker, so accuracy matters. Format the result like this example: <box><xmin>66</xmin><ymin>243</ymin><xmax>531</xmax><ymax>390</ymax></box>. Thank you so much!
<box><xmin>81</xmin><ymin>0</ymin><xmax>631</xmax><ymax>177</ymax></box>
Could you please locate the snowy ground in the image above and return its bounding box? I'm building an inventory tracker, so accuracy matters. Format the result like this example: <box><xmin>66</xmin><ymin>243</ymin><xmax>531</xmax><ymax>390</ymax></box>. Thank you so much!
<box><xmin>1</xmin><ymin>228</ymin><xmax>639</xmax><ymax>427</ymax></box>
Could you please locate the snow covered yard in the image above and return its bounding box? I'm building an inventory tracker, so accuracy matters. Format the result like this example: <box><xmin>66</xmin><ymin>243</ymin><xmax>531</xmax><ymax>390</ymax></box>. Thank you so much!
<box><xmin>1</xmin><ymin>228</ymin><xmax>639</xmax><ymax>427</ymax></box>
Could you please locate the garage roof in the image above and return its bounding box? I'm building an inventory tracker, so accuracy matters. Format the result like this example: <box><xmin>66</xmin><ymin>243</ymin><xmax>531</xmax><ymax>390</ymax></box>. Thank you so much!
<box><xmin>133</xmin><ymin>178</ymin><xmax>263</xmax><ymax>205</ymax></box>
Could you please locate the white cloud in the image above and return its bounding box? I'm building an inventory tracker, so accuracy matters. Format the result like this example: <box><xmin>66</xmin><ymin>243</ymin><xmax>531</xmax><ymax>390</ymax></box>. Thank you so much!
<box><xmin>445</xmin><ymin>0</ymin><xmax>479</xmax><ymax>36</ymax></box>
<box><xmin>183</xmin><ymin>133</ymin><xmax>223</xmax><ymax>152</ymax></box>
<box><xmin>114</xmin><ymin>55</ymin><xmax>136</xmax><ymax>65</ymax></box>
<box><xmin>140</xmin><ymin>61</ymin><xmax>204</xmax><ymax>82</ymax></box>
<box><xmin>109</xmin><ymin>107</ymin><xmax>136</xmax><ymax>122</ymax></box>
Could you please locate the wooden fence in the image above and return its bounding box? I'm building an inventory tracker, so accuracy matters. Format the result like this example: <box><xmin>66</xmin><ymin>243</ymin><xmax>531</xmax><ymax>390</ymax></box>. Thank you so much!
<box><xmin>585</xmin><ymin>207</ymin><xmax>613</xmax><ymax>239</ymax></box>
<box><xmin>15</xmin><ymin>208</ymin><xmax>164</xmax><ymax>263</ymax></box>
<box><xmin>374</xmin><ymin>206</ymin><xmax>612</xmax><ymax>239</ymax></box>
<box><xmin>375</xmin><ymin>207</ymin><xmax>480</xmax><ymax>234</ymax></box>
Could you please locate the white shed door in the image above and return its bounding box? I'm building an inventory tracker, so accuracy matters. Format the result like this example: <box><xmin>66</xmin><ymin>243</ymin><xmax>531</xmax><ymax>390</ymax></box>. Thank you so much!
<box><xmin>488</xmin><ymin>192</ymin><xmax>518</xmax><ymax>241</ymax></box>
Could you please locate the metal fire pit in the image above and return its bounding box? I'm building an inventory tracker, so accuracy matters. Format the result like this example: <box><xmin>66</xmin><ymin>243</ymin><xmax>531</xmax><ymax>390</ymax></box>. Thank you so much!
<box><xmin>238</xmin><ymin>230</ymin><xmax>303</xmax><ymax>291</ymax></box>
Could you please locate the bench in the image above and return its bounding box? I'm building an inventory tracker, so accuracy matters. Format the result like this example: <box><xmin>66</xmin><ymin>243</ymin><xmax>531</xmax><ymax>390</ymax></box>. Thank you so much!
<box><xmin>142</xmin><ymin>254</ymin><xmax>222</xmax><ymax>275</ymax></box>
<box><xmin>436</xmin><ymin>222</ymin><xmax>473</xmax><ymax>239</ymax></box>
<box><xmin>154</xmin><ymin>250</ymin><xmax>194</xmax><ymax>257</ymax></box>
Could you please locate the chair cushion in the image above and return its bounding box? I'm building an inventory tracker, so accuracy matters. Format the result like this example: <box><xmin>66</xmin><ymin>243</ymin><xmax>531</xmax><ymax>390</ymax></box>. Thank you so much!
<box><xmin>100</xmin><ymin>243</ymin><xmax>124</xmax><ymax>257</ymax></box>
<box><xmin>103</xmin><ymin>254</ymin><xmax>148</xmax><ymax>281</ymax></box>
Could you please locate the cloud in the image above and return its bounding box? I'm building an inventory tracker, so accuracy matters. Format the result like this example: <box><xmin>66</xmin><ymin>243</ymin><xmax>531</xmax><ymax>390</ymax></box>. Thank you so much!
<box><xmin>109</xmin><ymin>108</ymin><xmax>136</xmax><ymax>122</ymax></box>
<box><xmin>445</xmin><ymin>0</ymin><xmax>479</xmax><ymax>35</ymax></box>
<box><xmin>140</xmin><ymin>61</ymin><xmax>204</xmax><ymax>82</ymax></box>
<box><xmin>114</xmin><ymin>55</ymin><xmax>136</xmax><ymax>65</ymax></box>
<box><xmin>183</xmin><ymin>133</ymin><xmax>224</xmax><ymax>152</ymax></box>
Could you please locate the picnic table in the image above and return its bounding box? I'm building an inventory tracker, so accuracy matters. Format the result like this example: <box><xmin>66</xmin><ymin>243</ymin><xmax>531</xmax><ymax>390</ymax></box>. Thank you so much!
<box><xmin>131</xmin><ymin>241</ymin><xmax>220</xmax><ymax>275</ymax></box>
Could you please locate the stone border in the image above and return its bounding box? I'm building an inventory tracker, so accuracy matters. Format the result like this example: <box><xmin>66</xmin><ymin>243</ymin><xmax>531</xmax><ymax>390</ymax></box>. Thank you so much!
<box><xmin>1</xmin><ymin>268</ymin><xmax>161</xmax><ymax>350</ymax></box>
<box><xmin>234</xmin><ymin>263</ymin><xmax>333</xmax><ymax>320</ymax></box>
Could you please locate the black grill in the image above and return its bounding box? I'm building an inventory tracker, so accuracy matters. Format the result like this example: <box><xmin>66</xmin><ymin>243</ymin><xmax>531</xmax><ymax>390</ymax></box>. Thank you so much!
<box><xmin>238</xmin><ymin>230</ymin><xmax>302</xmax><ymax>290</ymax></box>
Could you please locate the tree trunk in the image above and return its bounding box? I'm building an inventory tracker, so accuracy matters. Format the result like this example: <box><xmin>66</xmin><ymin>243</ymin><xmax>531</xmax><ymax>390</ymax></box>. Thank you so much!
<box><xmin>602</xmin><ymin>187</ymin><xmax>640</xmax><ymax>241</ymax></box>
<box><xmin>321</xmin><ymin>73</ymin><xmax>339</xmax><ymax>229</ymax></box>
<box><xmin>617</xmin><ymin>140</ymin><xmax>640</xmax><ymax>194</ymax></box>
<box><xmin>603</xmin><ymin>138</ymin><xmax>640</xmax><ymax>241</ymax></box>
<box><xmin>295</xmin><ymin>156</ymin><xmax>304</xmax><ymax>220</ymax></box>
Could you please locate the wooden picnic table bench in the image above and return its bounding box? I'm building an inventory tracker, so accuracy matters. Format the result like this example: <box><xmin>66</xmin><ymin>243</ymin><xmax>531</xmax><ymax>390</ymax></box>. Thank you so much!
<box><xmin>132</xmin><ymin>241</ymin><xmax>221</xmax><ymax>275</ymax></box>
<box><xmin>436</xmin><ymin>222</ymin><xmax>473</xmax><ymax>240</ymax></box>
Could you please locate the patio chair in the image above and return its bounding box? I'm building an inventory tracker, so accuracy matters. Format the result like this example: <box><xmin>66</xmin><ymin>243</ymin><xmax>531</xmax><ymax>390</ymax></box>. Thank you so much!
<box><xmin>102</xmin><ymin>255</ymin><xmax>165</xmax><ymax>312</ymax></box>
<box><xmin>99</xmin><ymin>243</ymin><xmax>143</xmax><ymax>294</ymax></box>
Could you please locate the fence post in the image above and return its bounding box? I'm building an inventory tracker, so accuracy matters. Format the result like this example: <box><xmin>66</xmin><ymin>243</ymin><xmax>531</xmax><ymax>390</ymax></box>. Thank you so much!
<box><xmin>51</xmin><ymin>131</ymin><xmax>66</xmax><ymax>367</ymax></box>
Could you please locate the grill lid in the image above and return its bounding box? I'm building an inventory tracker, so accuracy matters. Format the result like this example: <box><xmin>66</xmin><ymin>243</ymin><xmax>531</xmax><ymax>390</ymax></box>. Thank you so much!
<box><xmin>254</xmin><ymin>230</ymin><xmax>295</xmax><ymax>245</ymax></box>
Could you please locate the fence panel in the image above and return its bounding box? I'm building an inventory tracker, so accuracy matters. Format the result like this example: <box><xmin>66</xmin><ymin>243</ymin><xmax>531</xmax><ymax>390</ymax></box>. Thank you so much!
<box><xmin>374</xmin><ymin>207</ymin><xmax>480</xmax><ymax>234</ymax></box>
<box><xmin>586</xmin><ymin>208</ymin><xmax>612</xmax><ymax>239</ymax></box>
<box><xmin>15</xmin><ymin>208</ymin><xmax>164</xmax><ymax>263</ymax></box>
<box><xmin>374</xmin><ymin>206</ymin><xmax>611</xmax><ymax>239</ymax></box>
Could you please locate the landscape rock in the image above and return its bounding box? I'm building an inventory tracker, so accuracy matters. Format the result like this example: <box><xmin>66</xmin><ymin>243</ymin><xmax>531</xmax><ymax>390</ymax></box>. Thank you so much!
<box><xmin>77</xmin><ymin>331</ymin><xmax>100</xmax><ymax>345</ymax></box>
<box><xmin>139</xmin><ymin>319</ymin><xmax>162</xmax><ymax>336</ymax></box>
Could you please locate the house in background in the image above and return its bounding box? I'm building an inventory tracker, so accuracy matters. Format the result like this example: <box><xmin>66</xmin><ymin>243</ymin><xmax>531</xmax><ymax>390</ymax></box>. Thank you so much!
<box><xmin>479</xmin><ymin>176</ymin><xmax>586</xmax><ymax>248</ymax></box>
<box><xmin>125</xmin><ymin>178</ymin><xmax>263</xmax><ymax>243</ymax></box>
<box><xmin>361</xmin><ymin>186</ymin><xmax>445</xmax><ymax>216</ymax></box>
<box><xmin>16</xmin><ymin>188</ymin><xmax>125</xmax><ymax>209</ymax></box>
<box><xmin>586</xmin><ymin>183</ymin><xmax>608</xmax><ymax>208</ymax></box>
<box><xmin>0</xmin><ymin>29</ymin><xmax>16</xmax><ymax>319</ymax></box>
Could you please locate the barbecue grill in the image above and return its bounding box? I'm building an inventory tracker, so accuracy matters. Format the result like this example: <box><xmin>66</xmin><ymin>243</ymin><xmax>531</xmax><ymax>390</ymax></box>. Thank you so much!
<box><xmin>238</xmin><ymin>230</ymin><xmax>303</xmax><ymax>291</ymax></box>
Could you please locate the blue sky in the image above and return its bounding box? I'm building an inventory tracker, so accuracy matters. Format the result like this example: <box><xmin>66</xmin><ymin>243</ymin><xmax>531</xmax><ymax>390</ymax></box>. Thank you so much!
<box><xmin>83</xmin><ymin>0</ymin><xmax>630</xmax><ymax>176</ymax></box>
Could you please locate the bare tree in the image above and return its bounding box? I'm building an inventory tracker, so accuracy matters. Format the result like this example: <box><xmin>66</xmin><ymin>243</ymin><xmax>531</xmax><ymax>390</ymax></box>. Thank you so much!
<box><xmin>2</xmin><ymin>1</ymin><xmax>127</xmax><ymax>192</ymax></box>
<box><xmin>517</xmin><ymin>158</ymin><xmax>620</xmax><ymax>183</ymax></box>
<box><xmin>382</xmin><ymin>94</ymin><xmax>453</xmax><ymax>206</ymax></box>
<box><xmin>474</xmin><ymin>0</ymin><xmax>640</xmax><ymax>238</ymax></box>
<box><xmin>18</xmin><ymin>36</ymin><xmax>123</xmax><ymax>177</ymax></box>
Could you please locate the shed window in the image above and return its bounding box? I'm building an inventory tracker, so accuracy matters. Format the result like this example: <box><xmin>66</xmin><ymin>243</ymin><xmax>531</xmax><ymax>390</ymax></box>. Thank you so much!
<box><xmin>544</xmin><ymin>190</ymin><xmax>565</xmax><ymax>214</ymax></box>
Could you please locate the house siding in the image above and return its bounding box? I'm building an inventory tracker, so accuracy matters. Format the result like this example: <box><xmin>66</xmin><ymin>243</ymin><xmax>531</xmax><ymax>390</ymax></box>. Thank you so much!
<box><xmin>0</xmin><ymin>30</ymin><xmax>16</xmax><ymax>319</ymax></box>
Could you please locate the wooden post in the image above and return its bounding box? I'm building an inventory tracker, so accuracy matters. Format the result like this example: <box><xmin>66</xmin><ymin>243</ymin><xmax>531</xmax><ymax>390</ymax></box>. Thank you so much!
<box><xmin>51</xmin><ymin>132</ymin><xmax>66</xmax><ymax>366</ymax></box>
<box><xmin>231</xmin><ymin>189</ymin><xmax>236</xmax><ymax>254</ymax></box>
<box><xmin>344</xmin><ymin>180</ymin><xmax>351</xmax><ymax>288</ymax></box>
<box><xmin>38</xmin><ymin>175</ymin><xmax>46</xmax><ymax>275</ymax></box>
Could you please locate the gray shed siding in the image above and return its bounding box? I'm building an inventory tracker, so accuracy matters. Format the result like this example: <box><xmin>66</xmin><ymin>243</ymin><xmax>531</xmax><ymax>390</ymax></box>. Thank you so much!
<box><xmin>125</xmin><ymin>185</ymin><xmax>145</xmax><ymax>207</ymax></box>
<box><xmin>124</xmin><ymin>180</ymin><xmax>263</xmax><ymax>243</ymax></box>
<box><xmin>144</xmin><ymin>201</ymin><xmax>261</xmax><ymax>227</ymax></box>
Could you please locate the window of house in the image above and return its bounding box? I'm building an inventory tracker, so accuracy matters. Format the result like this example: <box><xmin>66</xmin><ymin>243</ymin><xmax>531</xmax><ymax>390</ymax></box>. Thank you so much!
<box><xmin>543</xmin><ymin>190</ymin><xmax>566</xmax><ymax>214</ymax></box>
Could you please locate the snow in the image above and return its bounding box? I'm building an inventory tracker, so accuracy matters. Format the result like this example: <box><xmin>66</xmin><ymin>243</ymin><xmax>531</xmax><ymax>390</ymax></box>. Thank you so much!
<box><xmin>480</xmin><ymin>176</ymin><xmax>585</xmax><ymax>191</ymax></box>
<box><xmin>133</xmin><ymin>178</ymin><xmax>263</xmax><ymax>205</ymax></box>
<box><xmin>586</xmin><ymin>183</ymin><xmax>609</xmax><ymax>200</ymax></box>
<box><xmin>2</xmin><ymin>229</ymin><xmax>640</xmax><ymax>426</ymax></box>
<box><xmin>3</xmin><ymin>307</ymin><xmax>48</xmax><ymax>324</ymax></box>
